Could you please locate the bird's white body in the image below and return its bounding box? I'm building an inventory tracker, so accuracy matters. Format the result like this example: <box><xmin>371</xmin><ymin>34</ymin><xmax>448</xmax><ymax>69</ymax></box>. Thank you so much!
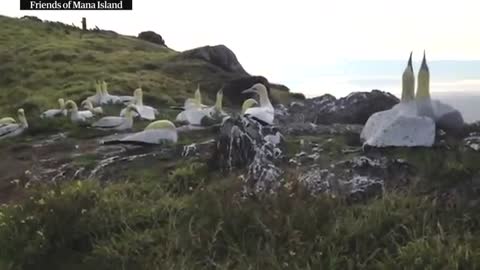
<box><xmin>119</xmin><ymin>88</ymin><xmax>158</xmax><ymax>120</ymax></box>
<box><xmin>0</xmin><ymin>124</ymin><xmax>27</xmax><ymax>139</ymax></box>
<box><xmin>81</xmin><ymin>100</ymin><xmax>104</xmax><ymax>115</ymax></box>
<box><xmin>120</xmin><ymin>129</ymin><xmax>178</xmax><ymax>144</ymax></box>
<box><xmin>70</xmin><ymin>110</ymin><xmax>94</xmax><ymax>123</ymax></box>
<box><xmin>0</xmin><ymin>109</ymin><xmax>28</xmax><ymax>140</ymax></box>
<box><xmin>40</xmin><ymin>98</ymin><xmax>67</xmax><ymax>119</ymax></box>
<box><xmin>65</xmin><ymin>100</ymin><xmax>95</xmax><ymax>124</ymax></box>
<box><xmin>92</xmin><ymin>116</ymin><xmax>133</xmax><ymax>131</ymax></box>
<box><xmin>41</xmin><ymin>109</ymin><xmax>66</xmax><ymax>119</ymax></box>
<box><xmin>242</xmin><ymin>83</ymin><xmax>275</xmax><ymax>125</ymax></box>
<box><xmin>94</xmin><ymin>105</ymin><xmax>137</xmax><ymax>131</ymax></box>
<box><xmin>361</xmin><ymin>102</ymin><xmax>436</xmax><ymax>147</ymax></box>
<box><xmin>104</xmin><ymin>120</ymin><xmax>178</xmax><ymax>144</ymax></box>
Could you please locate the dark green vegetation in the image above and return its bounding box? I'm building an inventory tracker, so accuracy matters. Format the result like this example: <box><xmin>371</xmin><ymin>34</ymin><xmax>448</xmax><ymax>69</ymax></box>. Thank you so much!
<box><xmin>1</xmin><ymin>132</ymin><xmax>480</xmax><ymax>269</ymax></box>
<box><xmin>2</xmin><ymin>14</ymin><xmax>480</xmax><ymax>270</ymax></box>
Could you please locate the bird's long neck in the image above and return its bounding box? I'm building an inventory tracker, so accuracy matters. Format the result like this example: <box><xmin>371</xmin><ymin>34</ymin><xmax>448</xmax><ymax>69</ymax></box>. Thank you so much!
<box><xmin>124</xmin><ymin>110</ymin><xmax>136</xmax><ymax>124</ymax></box>
<box><xmin>69</xmin><ymin>102</ymin><xmax>79</xmax><ymax>113</ymax></box>
<box><xmin>416</xmin><ymin>53</ymin><xmax>430</xmax><ymax>100</ymax></box>
<box><xmin>102</xmin><ymin>82</ymin><xmax>108</xmax><ymax>96</ymax></box>
<box><xmin>416</xmin><ymin>70</ymin><xmax>430</xmax><ymax>100</ymax></box>
<box><xmin>259</xmin><ymin>90</ymin><xmax>273</xmax><ymax>108</ymax></box>
<box><xmin>95</xmin><ymin>82</ymin><xmax>102</xmax><ymax>96</ymax></box>
<box><xmin>401</xmin><ymin>63</ymin><xmax>415</xmax><ymax>102</ymax></box>
<box><xmin>135</xmin><ymin>93</ymin><xmax>143</xmax><ymax>106</ymax></box>
<box><xmin>215</xmin><ymin>92</ymin><xmax>223</xmax><ymax>111</ymax></box>
<box><xmin>18</xmin><ymin>114</ymin><xmax>28</xmax><ymax>128</ymax></box>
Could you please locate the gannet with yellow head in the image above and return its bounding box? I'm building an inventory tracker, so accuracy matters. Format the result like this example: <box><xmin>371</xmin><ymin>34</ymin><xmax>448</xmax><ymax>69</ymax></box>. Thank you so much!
<box><xmin>0</xmin><ymin>109</ymin><xmax>28</xmax><ymax>140</ymax></box>
<box><xmin>99</xmin><ymin>80</ymin><xmax>123</xmax><ymax>104</ymax></box>
<box><xmin>65</xmin><ymin>100</ymin><xmax>95</xmax><ymax>124</ymax></box>
<box><xmin>416</xmin><ymin>52</ymin><xmax>465</xmax><ymax>129</ymax></box>
<box><xmin>0</xmin><ymin>117</ymin><xmax>16</xmax><ymax>127</ymax></box>
<box><xmin>401</xmin><ymin>52</ymin><xmax>415</xmax><ymax>102</ymax></box>
<box><xmin>204</xmin><ymin>88</ymin><xmax>229</xmax><ymax>121</ymax></box>
<box><xmin>40</xmin><ymin>98</ymin><xmax>67</xmax><ymax>119</ymax></box>
<box><xmin>85</xmin><ymin>81</ymin><xmax>103</xmax><ymax>106</ymax></box>
<box><xmin>241</xmin><ymin>83</ymin><xmax>274</xmax><ymax>125</ymax></box>
<box><xmin>360</xmin><ymin>52</ymin><xmax>435</xmax><ymax>147</ymax></box>
<box><xmin>415</xmin><ymin>52</ymin><xmax>435</xmax><ymax>119</ymax></box>
<box><xmin>175</xmin><ymin>85</ymin><xmax>209</xmax><ymax>122</ymax></box>
<box><xmin>81</xmin><ymin>100</ymin><xmax>104</xmax><ymax>115</ymax></box>
<box><xmin>120</xmin><ymin>88</ymin><xmax>158</xmax><ymax>120</ymax></box>
<box><xmin>104</xmin><ymin>120</ymin><xmax>178</xmax><ymax>144</ymax></box>
<box><xmin>93</xmin><ymin>104</ymin><xmax>139</xmax><ymax>131</ymax></box>
<box><xmin>241</xmin><ymin>98</ymin><xmax>259</xmax><ymax>115</ymax></box>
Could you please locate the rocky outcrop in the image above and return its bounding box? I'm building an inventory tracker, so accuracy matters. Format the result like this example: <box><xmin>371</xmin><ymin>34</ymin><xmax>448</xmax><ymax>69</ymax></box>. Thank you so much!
<box><xmin>138</xmin><ymin>31</ymin><xmax>166</xmax><ymax>46</ymax></box>
<box><xmin>181</xmin><ymin>45</ymin><xmax>248</xmax><ymax>75</ymax></box>
<box><xmin>297</xmin><ymin>156</ymin><xmax>413</xmax><ymax>202</ymax></box>
<box><xmin>210</xmin><ymin>116</ymin><xmax>285</xmax><ymax>194</ymax></box>
<box><xmin>285</xmin><ymin>90</ymin><xmax>399</xmax><ymax>125</ymax></box>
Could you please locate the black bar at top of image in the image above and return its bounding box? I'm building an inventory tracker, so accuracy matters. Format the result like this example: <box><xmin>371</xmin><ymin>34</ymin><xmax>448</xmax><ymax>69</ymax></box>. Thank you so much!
<box><xmin>20</xmin><ymin>0</ymin><xmax>132</xmax><ymax>10</ymax></box>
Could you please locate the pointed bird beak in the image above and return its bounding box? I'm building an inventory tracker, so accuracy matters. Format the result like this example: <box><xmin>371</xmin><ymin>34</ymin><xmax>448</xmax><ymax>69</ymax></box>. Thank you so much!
<box><xmin>242</xmin><ymin>88</ymin><xmax>256</xmax><ymax>94</ymax></box>
<box><xmin>131</xmin><ymin>106</ymin><xmax>140</xmax><ymax>114</ymax></box>
<box><xmin>408</xmin><ymin>51</ymin><xmax>413</xmax><ymax>68</ymax></box>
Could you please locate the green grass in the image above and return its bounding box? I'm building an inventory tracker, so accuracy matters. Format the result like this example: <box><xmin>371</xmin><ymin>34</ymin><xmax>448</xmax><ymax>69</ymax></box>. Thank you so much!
<box><xmin>2</xmin><ymin>14</ymin><xmax>480</xmax><ymax>270</ymax></box>
<box><xmin>2</xmin><ymin>166</ymin><xmax>480</xmax><ymax>270</ymax></box>
<box><xmin>0</xmin><ymin>15</ymin><xmax>268</xmax><ymax>119</ymax></box>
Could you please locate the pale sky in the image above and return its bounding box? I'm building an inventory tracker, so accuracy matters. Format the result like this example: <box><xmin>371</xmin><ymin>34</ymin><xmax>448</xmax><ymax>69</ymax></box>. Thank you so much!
<box><xmin>2</xmin><ymin>0</ymin><xmax>480</xmax><ymax>97</ymax></box>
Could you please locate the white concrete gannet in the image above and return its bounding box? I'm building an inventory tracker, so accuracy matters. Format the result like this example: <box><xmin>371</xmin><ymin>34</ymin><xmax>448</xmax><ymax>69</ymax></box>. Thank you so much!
<box><xmin>414</xmin><ymin>52</ymin><xmax>464</xmax><ymax>130</ymax></box>
<box><xmin>0</xmin><ymin>117</ymin><xmax>16</xmax><ymax>127</ymax></box>
<box><xmin>241</xmin><ymin>83</ymin><xmax>274</xmax><ymax>125</ymax></box>
<box><xmin>81</xmin><ymin>100</ymin><xmax>104</xmax><ymax>115</ymax></box>
<box><xmin>401</xmin><ymin>52</ymin><xmax>415</xmax><ymax>102</ymax></box>
<box><xmin>175</xmin><ymin>85</ymin><xmax>209</xmax><ymax>122</ymax></box>
<box><xmin>120</xmin><ymin>88</ymin><xmax>158</xmax><ymax>120</ymax></box>
<box><xmin>241</xmin><ymin>98</ymin><xmax>259</xmax><ymax>115</ymax></box>
<box><xmin>205</xmin><ymin>88</ymin><xmax>229</xmax><ymax>121</ymax></box>
<box><xmin>86</xmin><ymin>81</ymin><xmax>103</xmax><ymax>106</ymax></box>
<box><xmin>65</xmin><ymin>100</ymin><xmax>95</xmax><ymax>124</ymax></box>
<box><xmin>115</xmin><ymin>120</ymin><xmax>178</xmax><ymax>144</ymax></box>
<box><xmin>40</xmin><ymin>98</ymin><xmax>67</xmax><ymax>119</ymax></box>
<box><xmin>92</xmin><ymin>104</ymin><xmax>139</xmax><ymax>131</ymax></box>
<box><xmin>0</xmin><ymin>109</ymin><xmax>28</xmax><ymax>140</ymax></box>
<box><xmin>100</xmin><ymin>80</ymin><xmax>122</xmax><ymax>104</ymax></box>
<box><xmin>415</xmin><ymin>51</ymin><xmax>435</xmax><ymax>119</ymax></box>
<box><xmin>361</xmin><ymin>53</ymin><xmax>435</xmax><ymax>147</ymax></box>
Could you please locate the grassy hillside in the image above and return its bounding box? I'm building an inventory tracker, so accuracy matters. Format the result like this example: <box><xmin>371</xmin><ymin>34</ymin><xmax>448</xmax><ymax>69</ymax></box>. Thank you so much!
<box><xmin>0</xmin><ymin>15</ymin><xmax>283</xmax><ymax>117</ymax></box>
<box><xmin>1</xmin><ymin>14</ymin><xmax>480</xmax><ymax>270</ymax></box>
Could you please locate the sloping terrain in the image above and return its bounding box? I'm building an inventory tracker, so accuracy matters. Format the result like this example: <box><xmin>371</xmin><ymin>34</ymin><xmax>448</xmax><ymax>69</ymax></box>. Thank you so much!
<box><xmin>0</xmin><ymin>15</ymin><xmax>294</xmax><ymax>117</ymax></box>
<box><xmin>1</xmin><ymin>15</ymin><xmax>480</xmax><ymax>270</ymax></box>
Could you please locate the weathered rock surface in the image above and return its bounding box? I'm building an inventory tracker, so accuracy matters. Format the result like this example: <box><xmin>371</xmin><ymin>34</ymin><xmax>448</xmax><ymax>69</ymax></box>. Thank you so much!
<box><xmin>285</xmin><ymin>90</ymin><xmax>399</xmax><ymax>125</ymax></box>
<box><xmin>181</xmin><ymin>45</ymin><xmax>248</xmax><ymax>75</ymax></box>
<box><xmin>298</xmin><ymin>156</ymin><xmax>413</xmax><ymax>201</ymax></box>
<box><xmin>210</xmin><ymin>116</ymin><xmax>285</xmax><ymax>194</ymax></box>
<box><xmin>138</xmin><ymin>31</ymin><xmax>166</xmax><ymax>46</ymax></box>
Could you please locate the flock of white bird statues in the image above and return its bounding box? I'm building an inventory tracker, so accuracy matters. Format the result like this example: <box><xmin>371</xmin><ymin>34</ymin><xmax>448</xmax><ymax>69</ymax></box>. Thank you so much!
<box><xmin>0</xmin><ymin>58</ymin><xmax>465</xmax><ymax>147</ymax></box>
<box><xmin>0</xmin><ymin>81</ymin><xmax>272</xmax><ymax>144</ymax></box>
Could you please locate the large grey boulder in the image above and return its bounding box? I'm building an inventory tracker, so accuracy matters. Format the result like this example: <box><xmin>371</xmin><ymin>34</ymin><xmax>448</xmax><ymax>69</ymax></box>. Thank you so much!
<box><xmin>138</xmin><ymin>31</ymin><xmax>166</xmax><ymax>46</ymax></box>
<box><xmin>287</xmin><ymin>90</ymin><xmax>399</xmax><ymax>125</ymax></box>
<box><xmin>181</xmin><ymin>45</ymin><xmax>248</xmax><ymax>75</ymax></box>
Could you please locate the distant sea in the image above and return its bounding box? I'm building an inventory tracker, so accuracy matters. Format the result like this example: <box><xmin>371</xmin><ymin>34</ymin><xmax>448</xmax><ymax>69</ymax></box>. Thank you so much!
<box><xmin>285</xmin><ymin>60</ymin><xmax>480</xmax><ymax>123</ymax></box>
